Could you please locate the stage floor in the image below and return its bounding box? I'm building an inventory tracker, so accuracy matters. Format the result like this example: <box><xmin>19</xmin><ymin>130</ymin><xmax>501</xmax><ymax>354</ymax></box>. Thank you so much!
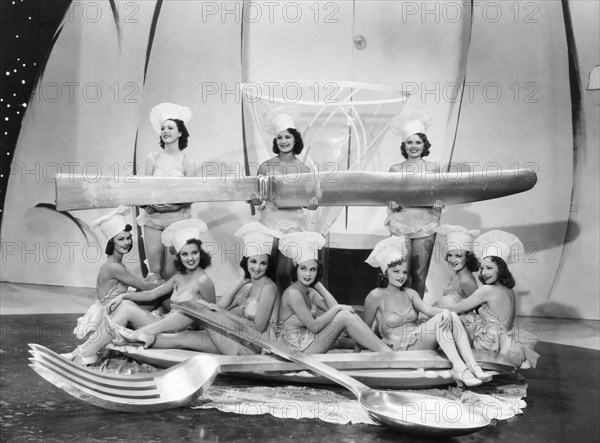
<box><xmin>1</xmin><ymin>282</ymin><xmax>599</xmax><ymax>442</ymax></box>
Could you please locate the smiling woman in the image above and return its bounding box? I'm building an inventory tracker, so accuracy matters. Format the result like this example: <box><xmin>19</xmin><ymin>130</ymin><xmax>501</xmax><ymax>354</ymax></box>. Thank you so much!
<box><xmin>275</xmin><ymin>231</ymin><xmax>390</xmax><ymax>354</ymax></box>
<box><xmin>385</xmin><ymin>111</ymin><xmax>443</xmax><ymax>300</ymax></box>
<box><xmin>136</xmin><ymin>103</ymin><xmax>197</xmax><ymax>283</ymax></box>
<box><xmin>60</xmin><ymin>218</ymin><xmax>215</xmax><ymax>364</ymax></box>
<box><xmin>249</xmin><ymin>105</ymin><xmax>320</xmax><ymax>295</ymax></box>
<box><xmin>363</xmin><ymin>235</ymin><xmax>493</xmax><ymax>387</ymax></box>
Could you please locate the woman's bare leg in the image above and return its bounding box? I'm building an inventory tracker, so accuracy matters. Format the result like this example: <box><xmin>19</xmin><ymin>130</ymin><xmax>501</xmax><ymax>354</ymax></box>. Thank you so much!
<box><xmin>153</xmin><ymin>330</ymin><xmax>220</xmax><ymax>353</ymax></box>
<box><xmin>306</xmin><ymin>310</ymin><xmax>389</xmax><ymax>353</ymax></box>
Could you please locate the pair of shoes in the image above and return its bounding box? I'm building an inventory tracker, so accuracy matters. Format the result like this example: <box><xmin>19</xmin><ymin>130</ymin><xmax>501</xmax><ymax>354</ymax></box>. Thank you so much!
<box><xmin>60</xmin><ymin>347</ymin><xmax>99</xmax><ymax>366</ymax></box>
<box><xmin>451</xmin><ymin>367</ymin><xmax>483</xmax><ymax>388</ymax></box>
<box><xmin>468</xmin><ymin>364</ymin><xmax>493</xmax><ymax>382</ymax></box>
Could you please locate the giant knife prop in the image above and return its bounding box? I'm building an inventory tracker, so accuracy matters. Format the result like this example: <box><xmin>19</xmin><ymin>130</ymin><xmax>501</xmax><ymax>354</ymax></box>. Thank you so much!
<box><xmin>55</xmin><ymin>169</ymin><xmax>537</xmax><ymax>211</ymax></box>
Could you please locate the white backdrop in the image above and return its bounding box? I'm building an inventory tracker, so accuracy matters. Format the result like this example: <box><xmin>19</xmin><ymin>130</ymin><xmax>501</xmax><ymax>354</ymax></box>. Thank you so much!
<box><xmin>1</xmin><ymin>1</ymin><xmax>598</xmax><ymax>320</ymax></box>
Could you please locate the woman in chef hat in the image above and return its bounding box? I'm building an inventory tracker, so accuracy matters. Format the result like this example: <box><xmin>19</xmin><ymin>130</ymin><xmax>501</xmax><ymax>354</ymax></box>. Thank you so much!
<box><xmin>249</xmin><ymin>105</ymin><xmax>319</xmax><ymax>296</ymax></box>
<box><xmin>105</xmin><ymin>219</ymin><xmax>215</xmax><ymax>345</ymax></box>
<box><xmin>276</xmin><ymin>231</ymin><xmax>390</xmax><ymax>354</ymax></box>
<box><xmin>385</xmin><ymin>111</ymin><xmax>443</xmax><ymax>300</ymax></box>
<box><xmin>448</xmin><ymin>230</ymin><xmax>540</xmax><ymax>369</ymax></box>
<box><xmin>61</xmin><ymin>206</ymin><xmax>161</xmax><ymax>364</ymax></box>
<box><xmin>124</xmin><ymin>222</ymin><xmax>284</xmax><ymax>355</ymax></box>
<box><xmin>434</xmin><ymin>224</ymin><xmax>481</xmax><ymax>309</ymax></box>
<box><xmin>363</xmin><ymin>236</ymin><xmax>491</xmax><ymax>387</ymax></box>
<box><xmin>62</xmin><ymin>218</ymin><xmax>214</xmax><ymax>359</ymax></box>
<box><xmin>138</xmin><ymin>102</ymin><xmax>197</xmax><ymax>282</ymax></box>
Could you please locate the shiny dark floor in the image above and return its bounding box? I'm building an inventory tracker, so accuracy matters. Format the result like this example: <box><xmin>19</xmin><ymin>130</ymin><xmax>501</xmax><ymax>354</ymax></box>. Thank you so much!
<box><xmin>1</xmin><ymin>314</ymin><xmax>599</xmax><ymax>443</ymax></box>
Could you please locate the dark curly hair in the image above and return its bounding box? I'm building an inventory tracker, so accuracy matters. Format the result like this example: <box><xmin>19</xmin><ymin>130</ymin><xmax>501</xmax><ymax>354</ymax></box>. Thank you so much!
<box><xmin>105</xmin><ymin>224</ymin><xmax>133</xmax><ymax>255</ymax></box>
<box><xmin>445</xmin><ymin>250</ymin><xmax>480</xmax><ymax>273</ymax></box>
<box><xmin>240</xmin><ymin>254</ymin><xmax>277</xmax><ymax>281</ymax></box>
<box><xmin>376</xmin><ymin>258</ymin><xmax>407</xmax><ymax>288</ymax></box>
<box><xmin>173</xmin><ymin>239</ymin><xmax>211</xmax><ymax>273</ymax></box>
<box><xmin>272</xmin><ymin>128</ymin><xmax>304</xmax><ymax>155</ymax></box>
<box><xmin>400</xmin><ymin>133</ymin><xmax>431</xmax><ymax>159</ymax></box>
<box><xmin>159</xmin><ymin>118</ymin><xmax>189</xmax><ymax>150</ymax></box>
<box><xmin>290</xmin><ymin>260</ymin><xmax>323</xmax><ymax>288</ymax></box>
<box><xmin>479</xmin><ymin>256</ymin><xmax>515</xmax><ymax>289</ymax></box>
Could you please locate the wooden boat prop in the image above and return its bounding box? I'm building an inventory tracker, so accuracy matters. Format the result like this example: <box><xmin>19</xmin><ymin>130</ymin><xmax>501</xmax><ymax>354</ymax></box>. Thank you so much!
<box><xmin>55</xmin><ymin>169</ymin><xmax>537</xmax><ymax>211</ymax></box>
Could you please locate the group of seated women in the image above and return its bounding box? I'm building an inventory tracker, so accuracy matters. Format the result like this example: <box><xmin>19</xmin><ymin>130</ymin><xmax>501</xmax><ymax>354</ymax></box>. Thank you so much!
<box><xmin>61</xmin><ymin>207</ymin><xmax>539</xmax><ymax>389</ymax></box>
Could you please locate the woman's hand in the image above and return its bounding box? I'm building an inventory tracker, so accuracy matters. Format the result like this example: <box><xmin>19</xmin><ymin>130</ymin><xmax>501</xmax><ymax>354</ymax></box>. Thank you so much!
<box><xmin>387</xmin><ymin>201</ymin><xmax>400</xmax><ymax>211</ymax></box>
<box><xmin>433</xmin><ymin>200</ymin><xmax>444</xmax><ymax>212</ymax></box>
<box><xmin>153</xmin><ymin>203</ymin><xmax>183</xmax><ymax>212</ymax></box>
<box><xmin>439</xmin><ymin>309</ymin><xmax>452</xmax><ymax>328</ymax></box>
<box><xmin>206</xmin><ymin>303</ymin><xmax>219</xmax><ymax>312</ymax></box>
<box><xmin>338</xmin><ymin>304</ymin><xmax>356</xmax><ymax>314</ymax></box>
<box><xmin>306</xmin><ymin>197</ymin><xmax>319</xmax><ymax>211</ymax></box>
<box><xmin>107</xmin><ymin>294</ymin><xmax>125</xmax><ymax>314</ymax></box>
<box><xmin>249</xmin><ymin>192</ymin><xmax>264</xmax><ymax>206</ymax></box>
<box><xmin>142</xmin><ymin>205</ymin><xmax>157</xmax><ymax>214</ymax></box>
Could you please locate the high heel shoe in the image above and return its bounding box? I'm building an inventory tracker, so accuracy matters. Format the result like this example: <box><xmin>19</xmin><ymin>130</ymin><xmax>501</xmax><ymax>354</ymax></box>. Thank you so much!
<box><xmin>451</xmin><ymin>368</ymin><xmax>483</xmax><ymax>388</ymax></box>
<box><xmin>107</xmin><ymin>318</ymin><xmax>156</xmax><ymax>349</ymax></box>
<box><xmin>468</xmin><ymin>364</ymin><xmax>493</xmax><ymax>382</ymax></box>
<box><xmin>60</xmin><ymin>347</ymin><xmax>99</xmax><ymax>366</ymax></box>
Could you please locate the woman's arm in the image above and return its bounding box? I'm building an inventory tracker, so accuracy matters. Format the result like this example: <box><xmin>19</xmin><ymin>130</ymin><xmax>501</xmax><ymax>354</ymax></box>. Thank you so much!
<box><xmin>217</xmin><ymin>280</ymin><xmax>252</xmax><ymax>311</ymax></box>
<box><xmin>363</xmin><ymin>290</ymin><xmax>381</xmax><ymax>329</ymax></box>
<box><xmin>250</xmin><ymin>285</ymin><xmax>278</xmax><ymax>333</ymax></box>
<box><xmin>195</xmin><ymin>273</ymin><xmax>216</xmax><ymax>304</ymax></box>
<box><xmin>106</xmin><ymin>274</ymin><xmax>173</xmax><ymax>312</ymax></box>
<box><xmin>123</xmin><ymin>278</ymin><xmax>175</xmax><ymax>302</ymax></box>
<box><xmin>313</xmin><ymin>282</ymin><xmax>340</xmax><ymax>310</ymax></box>
<box><xmin>458</xmin><ymin>272</ymin><xmax>479</xmax><ymax>297</ymax></box>
<box><xmin>108</xmin><ymin>264</ymin><xmax>162</xmax><ymax>291</ymax></box>
<box><xmin>448</xmin><ymin>286</ymin><xmax>492</xmax><ymax>314</ymax></box>
<box><xmin>409</xmin><ymin>289</ymin><xmax>446</xmax><ymax>318</ymax></box>
<box><xmin>183</xmin><ymin>155</ymin><xmax>197</xmax><ymax>177</ymax></box>
<box><xmin>216</xmin><ymin>277</ymin><xmax>251</xmax><ymax>309</ymax></box>
<box><xmin>144</xmin><ymin>152</ymin><xmax>156</xmax><ymax>176</ymax></box>
<box><xmin>286</xmin><ymin>287</ymin><xmax>341</xmax><ymax>334</ymax></box>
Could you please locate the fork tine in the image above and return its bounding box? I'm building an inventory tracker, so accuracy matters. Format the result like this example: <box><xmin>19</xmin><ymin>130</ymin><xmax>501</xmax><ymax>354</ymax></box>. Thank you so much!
<box><xmin>28</xmin><ymin>361</ymin><xmax>169</xmax><ymax>412</ymax></box>
<box><xmin>28</xmin><ymin>353</ymin><xmax>158</xmax><ymax>394</ymax></box>
<box><xmin>28</xmin><ymin>345</ymin><xmax>157</xmax><ymax>388</ymax></box>
<box><xmin>28</xmin><ymin>356</ymin><xmax>161</xmax><ymax>400</ymax></box>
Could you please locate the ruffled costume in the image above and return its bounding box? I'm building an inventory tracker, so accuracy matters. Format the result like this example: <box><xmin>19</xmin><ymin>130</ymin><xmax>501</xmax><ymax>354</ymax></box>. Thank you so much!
<box><xmin>463</xmin><ymin>304</ymin><xmax>540</xmax><ymax>368</ymax></box>
<box><xmin>73</xmin><ymin>282</ymin><xmax>128</xmax><ymax>339</ymax></box>
<box><xmin>276</xmin><ymin>290</ymin><xmax>320</xmax><ymax>351</ymax></box>
<box><xmin>256</xmin><ymin>202</ymin><xmax>307</xmax><ymax>234</ymax></box>
<box><xmin>136</xmin><ymin>150</ymin><xmax>192</xmax><ymax>230</ymax></box>
<box><xmin>378</xmin><ymin>293</ymin><xmax>423</xmax><ymax>351</ymax></box>
<box><xmin>384</xmin><ymin>207</ymin><xmax>441</xmax><ymax>239</ymax></box>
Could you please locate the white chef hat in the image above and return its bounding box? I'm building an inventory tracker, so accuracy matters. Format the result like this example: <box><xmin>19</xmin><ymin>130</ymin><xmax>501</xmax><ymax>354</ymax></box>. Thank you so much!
<box><xmin>365</xmin><ymin>236</ymin><xmax>408</xmax><ymax>273</ymax></box>
<box><xmin>437</xmin><ymin>224</ymin><xmax>481</xmax><ymax>253</ymax></box>
<box><xmin>90</xmin><ymin>206</ymin><xmax>132</xmax><ymax>240</ymax></box>
<box><xmin>473</xmin><ymin>230</ymin><xmax>525</xmax><ymax>265</ymax></box>
<box><xmin>149</xmin><ymin>102</ymin><xmax>192</xmax><ymax>135</ymax></box>
<box><xmin>279</xmin><ymin>231</ymin><xmax>326</xmax><ymax>265</ymax></box>
<box><xmin>234</xmin><ymin>221</ymin><xmax>282</xmax><ymax>257</ymax></box>
<box><xmin>262</xmin><ymin>105</ymin><xmax>299</xmax><ymax>135</ymax></box>
<box><xmin>161</xmin><ymin>218</ymin><xmax>208</xmax><ymax>253</ymax></box>
<box><xmin>390</xmin><ymin>111</ymin><xmax>432</xmax><ymax>141</ymax></box>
